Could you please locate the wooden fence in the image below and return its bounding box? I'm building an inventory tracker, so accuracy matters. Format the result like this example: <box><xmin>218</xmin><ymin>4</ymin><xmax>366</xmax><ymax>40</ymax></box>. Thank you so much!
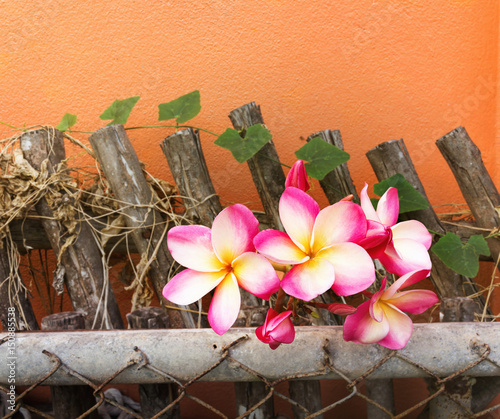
<box><xmin>1</xmin><ymin>102</ymin><xmax>500</xmax><ymax>418</ymax></box>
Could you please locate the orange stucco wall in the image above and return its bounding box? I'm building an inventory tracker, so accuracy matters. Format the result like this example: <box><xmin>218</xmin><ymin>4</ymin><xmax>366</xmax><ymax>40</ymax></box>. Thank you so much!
<box><xmin>1</xmin><ymin>1</ymin><xmax>498</xmax><ymax>209</ymax></box>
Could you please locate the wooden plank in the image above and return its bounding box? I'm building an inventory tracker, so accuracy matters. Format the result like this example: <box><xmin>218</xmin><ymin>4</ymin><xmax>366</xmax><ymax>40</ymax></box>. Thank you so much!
<box><xmin>20</xmin><ymin>128</ymin><xmax>123</xmax><ymax>329</ymax></box>
<box><xmin>89</xmin><ymin>125</ymin><xmax>195</xmax><ymax>329</ymax></box>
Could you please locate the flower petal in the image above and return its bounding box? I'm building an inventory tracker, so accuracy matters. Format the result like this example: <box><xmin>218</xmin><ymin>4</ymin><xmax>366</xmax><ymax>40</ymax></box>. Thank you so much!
<box><xmin>377</xmin><ymin>187</ymin><xmax>399</xmax><ymax>227</ymax></box>
<box><xmin>378</xmin><ymin>239</ymin><xmax>432</xmax><ymax>277</ymax></box>
<box><xmin>311</xmin><ymin>202</ymin><xmax>367</xmax><ymax>253</ymax></box>
<box><xmin>232</xmin><ymin>252</ymin><xmax>280</xmax><ymax>299</ymax></box>
<box><xmin>254</xmin><ymin>229</ymin><xmax>309</xmax><ymax>265</ymax></box>
<box><xmin>208</xmin><ymin>273</ymin><xmax>241</xmax><ymax>335</ymax></box>
<box><xmin>279</xmin><ymin>187</ymin><xmax>319</xmax><ymax>253</ymax></box>
<box><xmin>383</xmin><ymin>269</ymin><xmax>431</xmax><ymax>299</ymax></box>
<box><xmin>358</xmin><ymin>220</ymin><xmax>391</xmax><ymax>258</ymax></box>
<box><xmin>369</xmin><ymin>276</ymin><xmax>387</xmax><ymax>322</ymax></box>
<box><xmin>211</xmin><ymin>204</ymin><xmax>259</xmax><ymax>264</ymax></box>
<box><xmin>317</xmin><ymin>243</ymin><xmax>375</xmax><ymax>296</ymax></box>
<box><xmin>377</xmin><ymin>305</ymin><xmax>413</xmax><ymax>350</ymax></box>
<box><xmin>280</xmin><ymin>257</ymin><xmax>335</xmax><ymax>301</ymax></box>
<box><xmin>360</xmin><ymin>183</ymin><xmax>380</xmax><ymax>223</ymax></box>
<box><xmin>387</xmin><ymin>289</ymin><xmax>439</xmax><ymax>314</ymax></box>
<box><xmin>167</xmin><ymin>225</ymin><xmax>225</xmax><ymax>272</ymax></box>
<box><xmin>392</xmin><ymin>220</ymin><xmax>432</xmax><ymax>249</ymax></box>
<box><xmin>162</xmin><ymin>269</ymin><xmax>225</xmax><ymax>305</ymax></box>
<box><xmin>255</xmin><ymin>324</ymin><xmax>271</xmax><ymax>344</ymax></box>
<box><xmin>343</xmin><ymin>301</ymin><xmax>390</xmax><ymax>344</ymax></box>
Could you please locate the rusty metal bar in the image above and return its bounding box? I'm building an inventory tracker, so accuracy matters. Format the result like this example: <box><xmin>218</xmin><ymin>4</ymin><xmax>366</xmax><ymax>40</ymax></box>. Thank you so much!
<box><xmin>1</xmin><ymin>324</ymin><xmax>499</xmax><ymax>386</ymax></box>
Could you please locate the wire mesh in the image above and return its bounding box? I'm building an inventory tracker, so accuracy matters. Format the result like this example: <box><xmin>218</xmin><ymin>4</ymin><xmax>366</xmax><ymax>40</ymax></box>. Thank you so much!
<box><xmin>1</xmin><ymin>326</ymin><xmax>500</xmax><ymax>419</ymax></box>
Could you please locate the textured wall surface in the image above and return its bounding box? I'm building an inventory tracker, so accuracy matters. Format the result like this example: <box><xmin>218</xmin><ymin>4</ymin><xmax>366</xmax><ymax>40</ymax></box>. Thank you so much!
<box><xmin>0</xmin><ymin>0</ymin><xmax>497</xmax><ymax>209</ymax></box>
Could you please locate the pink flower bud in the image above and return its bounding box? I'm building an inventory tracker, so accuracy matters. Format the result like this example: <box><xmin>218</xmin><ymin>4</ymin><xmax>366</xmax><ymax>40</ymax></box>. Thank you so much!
<box><xmin>327</xmin><ymin>303</ymin><xmax>357</xmax><ymax>316</ymax></box>
<box><xmin>285</xmin><ymin>160</ymin><xmax>310</xmax><ymax>192</ymax></box>
<box><xmin>256</xmin><ymin>309</ymin><xmax>295</xmax><ymax>350</ymax></box>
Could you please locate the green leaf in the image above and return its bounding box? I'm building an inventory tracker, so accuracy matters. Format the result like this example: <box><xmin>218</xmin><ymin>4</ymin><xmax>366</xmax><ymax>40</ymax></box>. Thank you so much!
<box><xmin>373</xmin><ymin>174</ymin><xmax>429</xmax><ymax>214</ymax></box>
<box><xmin>214</xmin><ymin>124</ymin><xmax>272</xmax><ymax>163</ymax></box>
<box><xmin>56</xmin><ymin>113</ymin><xmax>77</xmax><ymax>131</ymax></box>
<box><xmin>158</xmin><ymin>90</ymin><xmax>201</xmax><ymax>124</ymax></box>
<box><xmin>432</xmin><ymin>232</ymin><xmax>489</xmax><ymax>277</ymax></box>
<box><xmin>468</xmin><ymin>235</ymin><xmax>491</xmax><ymax>257</ymax></box>
<box><xmin>99</xmin><ymin>96</ymin><xmax>140</xmax><ymax>126</ymax></box>
<box><xmin>294</xmin><ymin>136</ymin><xmax>350</xmax><ymax>180</ymax></box>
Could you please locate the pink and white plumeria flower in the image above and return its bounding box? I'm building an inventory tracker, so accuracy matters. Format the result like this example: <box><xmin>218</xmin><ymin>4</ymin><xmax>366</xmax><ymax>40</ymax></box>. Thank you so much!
<box><xmin>285</xmin><ymin>160</ymin><xmax>310</xmax><ymax>192</ymax></box>
<box><xmin>359</xmin><ymin>184</ymin><xmax>432</xmax><ymax>276</ymax></box>
<box><xmin>256</xmin><ymin>308</ymin><xmax>295</xmax><ymax>350</ymax></box>
<box><xmin>254</xmin><ymin>187</ymin><xmax>375</xmax><ymax>301</ymax></box>
<box><xmin>343</xmin><ymin>269</ymin><xmax>438</xmax><ymax>349</ymax></box>
<box><xmin>162</xmin><ymin>204</ymin><xmax>280</xmax><ymax>335</ymax></box>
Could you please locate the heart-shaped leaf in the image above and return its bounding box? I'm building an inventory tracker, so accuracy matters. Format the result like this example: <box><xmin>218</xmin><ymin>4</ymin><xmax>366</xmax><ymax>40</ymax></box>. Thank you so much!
<box><xmin>432</xmin><ymin>233</ymin><xmax>490</xmax><ymax>277</ymax></box>
<box><xmin>100</xmin><ymin>96</ymin><xmax>140</xmax><ymax>126</ymax></box>
<box><xmin>158</xmin><ymin>90</ymin><xmax>201</xmax><ymax>124</ymax></box>
<box><xmin>295</xmin><ymin>136</ymin><xmax>350</xmax><ymax>180</ymax></box>
<box><xmin>374</xmin><ymin>174</ymin><xmax>429</xmax><ymax>214</ymax></box>
<box><xmin>56</xmin><ymin>113</ymin><xmax>77</xmax><ymax>131</ymax></box>
<box><xmin>215</xmin><ymin>124</ymin><xmax>272</xmax><ymax>163</ymax></box>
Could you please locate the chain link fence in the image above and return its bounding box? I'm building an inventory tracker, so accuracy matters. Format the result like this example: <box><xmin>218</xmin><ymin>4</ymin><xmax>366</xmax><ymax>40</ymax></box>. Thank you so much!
<box><xmin>1</xmin><ymin>324</ymin><xmax>500</xmax><ymax>418</ymax></box>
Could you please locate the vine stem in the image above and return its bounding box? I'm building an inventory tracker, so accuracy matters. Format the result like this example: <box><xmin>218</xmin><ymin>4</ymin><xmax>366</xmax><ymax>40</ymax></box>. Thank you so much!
<box><xmin>274</xmin><ymin>287</ymin><xmax>286</xmax><ymax>313</ymax></box>
<box><xmin>125</xmin><ymin>124</ymin><xmax>220</xmax><ymax>137</ymax></box>
<box><xmin>427</xmin><ymin>229</ymin><xmax>445</xmax><ymax>237</ymax></box>
<box><xmin>0</xmin><ymin>120</ymin><xmax>25</xmax><ymax>131</ymax></box>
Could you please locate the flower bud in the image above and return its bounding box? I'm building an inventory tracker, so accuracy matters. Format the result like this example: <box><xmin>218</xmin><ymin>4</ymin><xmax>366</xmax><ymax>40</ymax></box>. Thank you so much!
<box><xmin>256</xmin><ymin>309</ymin><xmax>295</xmax><ymax>350</ymax></box>
<box><xmin>285</xmin><ymin>160</ymin><xmax>310</xmax><ymax>192</ymax></box>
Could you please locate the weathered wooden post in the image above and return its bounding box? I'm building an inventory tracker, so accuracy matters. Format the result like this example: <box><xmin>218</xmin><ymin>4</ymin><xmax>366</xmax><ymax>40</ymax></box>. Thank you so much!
<box><xmin>436</xmin><ymin>127</ymin><xmax>500</xmax><ymax>412</ymax></box>
<box><xmin>307</xmin><ymin>129</ymin><xmax>359</xmax><ymax>204</ymax></box>
<box><xmin>42</xmin><ymin>312</ymin><xmax>99</xmax><ymax>419</ymax></box>
<box><xmin>425</xmin><ymin>298</ymin><xmax>476</xmax><ymax>418</ymax></box>
<box><xmin>161</xmin><ymin>127</ymin><xmax>222</xmax><ymax>226</ymax></box>
<box><xmin>436</xmin><ymin>126</ymin><xmax>500</xmax><ymax>265</ymax></box>
<box><xmin>89</xmin><ymin>125</ymin><xmax>196</xmax><ymax>329</ymax></box>
<box><xmin>229</xmin><ymin>102</ymin><xmax>286</xmax><ymax>231</ymax></box>
<box><xmin>127</xmin><ymin>307</ymin><xmax>180</xmax><ymax>419</ymax></box>
<box><xmin>20</xmin><ymin>128</ymin><xmax>123</xmax><ymax>329</ymax></box>
<box><xmin>227</xmin><ymin>103</ymin><xmax>283</xmax><ymax>417</ymax></box>
<box><xmin>0</xmin><ymin>237</ymin><xmax>38</xmax><ymax>331</ymax></box>
<box><xmin>312</xmin><ymin>129</ymin><xmax>393</xmax><ymax>419</ymax></box>
<box><xmin>366</xmin><ymin>138</ymin><xmax>486</xmax><ymax>306</ymax></box>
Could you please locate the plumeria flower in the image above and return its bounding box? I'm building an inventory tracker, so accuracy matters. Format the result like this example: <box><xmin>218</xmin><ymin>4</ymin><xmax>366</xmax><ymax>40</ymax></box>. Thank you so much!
<box><xmin>358</xmin><ymin>184</ymin><xmax>432</xmax><ymax>276</ymax></box>
<box><xmin>162</xmin><ymin>204</ymin><xmax>280</xmax><ymax>335</ymax></box>
<box><xmin>285</xmin><ymin>160</ymin><xmax>310</xmax><ymax>192</ymax></box>
<box><xmin>256</xmin><ymin>309</ymin><xmax>295</xmax><ymax>350</ymax></box>
<box><xmin>343</xmin><ymin>269</ymin><xmax>438</xmax><ymax>350</ymax></box>
<box><xmin>254</xmin><ymin>187</ymin><xmax>375</xmax><ymax>301</ymax></box>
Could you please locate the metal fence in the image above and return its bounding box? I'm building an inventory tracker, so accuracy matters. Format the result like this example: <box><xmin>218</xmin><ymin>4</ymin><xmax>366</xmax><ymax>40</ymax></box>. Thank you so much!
<box><xmin>1</xmin><ymin>323</ymin><xmax>500</xmax><ymax>418</ymax></box>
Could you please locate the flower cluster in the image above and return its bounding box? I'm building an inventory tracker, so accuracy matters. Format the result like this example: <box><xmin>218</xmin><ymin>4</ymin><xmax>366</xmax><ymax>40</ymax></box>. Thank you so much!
<box><xmin>163</xmin><ymin>161</ymin><xmax>437</xmax><ymax>350</ymax></box>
